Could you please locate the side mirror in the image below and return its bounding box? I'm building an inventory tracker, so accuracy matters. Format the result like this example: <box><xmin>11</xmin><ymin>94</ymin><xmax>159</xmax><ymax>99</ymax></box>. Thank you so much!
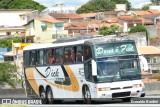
<box><xmin>92</xmin><ymin>60</ymin><xmax>97</xmax><ymax>76</ymax></box>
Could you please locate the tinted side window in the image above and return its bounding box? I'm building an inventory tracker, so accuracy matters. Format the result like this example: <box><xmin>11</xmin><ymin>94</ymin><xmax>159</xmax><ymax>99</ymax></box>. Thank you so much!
<box><xmin>84</xmin><ymin>45</ymin><xmax>92</xmax><ymax>61</ymax></box>
<box><xmin>24</xmin><ymin>51</ymin><xmax>30</xmax><ymax>67</ymax></box>
<box><xmin>64</xmin><ymin>47</ymin><xmax>75</xmax><ymax>63</ymax></box>
<box><xmin>37</xmin><ymin>50</ymin><xmax>44</xmax><ymax>65</ymax></box>
<box><xmin>55</xmin><ymin>48</ymin><xmax>63</xmax><ymax>64</ymax></box>
<box><xmin>46</xmin><ymin>49</ymin><xmax>54</xmax><ymax>64</ymax></box>
<box><xmin>30</xmin><ymin>51</ymin><xmax>37</xmax><ymax>66</ymax></box>
<box><xmin>76</xmin><ymin>46</ymin><xmax>83</xmax><ymax>62</ymax></box>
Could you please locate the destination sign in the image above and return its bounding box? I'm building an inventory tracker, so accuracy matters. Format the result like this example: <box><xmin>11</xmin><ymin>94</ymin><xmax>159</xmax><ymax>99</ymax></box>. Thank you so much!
<box><xmin>95</xmin><ymin>43</ymin><xmax>137</xmax><ymax>57</ymax></box>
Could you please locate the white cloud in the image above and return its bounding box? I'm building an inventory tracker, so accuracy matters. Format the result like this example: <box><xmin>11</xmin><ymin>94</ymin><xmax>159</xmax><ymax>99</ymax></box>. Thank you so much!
<box><xmin>128</xmin><ymin>0</ymin><xmax>150</xmax><ymax>8</ymax></box>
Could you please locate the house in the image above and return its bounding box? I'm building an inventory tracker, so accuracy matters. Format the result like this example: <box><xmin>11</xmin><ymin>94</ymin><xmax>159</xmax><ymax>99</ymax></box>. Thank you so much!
<box><xmin>137</xmin><ymin>46</ymin><xmax>160</xmax><ymax>73</ymax></box>
<box><xmin>65</xmin><ymin>21</ymin><xmax>97</xmax><ymax>37</ymax></box>
<box><xmin>50</xmin><ymin>14</ymin><xmax>83</xmax><ymax>23</ymax></box>
<box><xmin>80</xmin><ymin>13</ymin><xmax>98</xmax><ymax>21</ymax></box>
<box><xmin>25</xmin><ymin>17</ymin><xmax>68</xmax><ymax>43</ymax></box>
<box><xmin>128</xmin><ymin>10</ymin><xmax>160</xmax><ymax>24</ymax></box>
<box><xmin>117</xmin><ymin>15</ymin><xmax>153</xmax><ymax>32</ymax></box>
<box><xmin>100</xmin><ymin>11</ymin><xmax>127</xmax><ymax>19</ymax></box>
<box><xmin>0</xmin><ymin>9</ymin><xmax>39</xmax><ymax>39</ymax></box>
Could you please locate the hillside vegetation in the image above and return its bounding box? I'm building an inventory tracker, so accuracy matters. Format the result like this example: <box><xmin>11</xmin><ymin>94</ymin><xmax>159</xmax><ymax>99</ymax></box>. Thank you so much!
<box><xmin>0</xmin><ymin>0</ymin><xmax>46</xmax><ymax>11</ymax></box>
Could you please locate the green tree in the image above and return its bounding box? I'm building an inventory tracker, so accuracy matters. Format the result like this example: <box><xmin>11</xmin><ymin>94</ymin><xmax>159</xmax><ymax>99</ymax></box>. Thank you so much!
<box><xmin>129</xmin><ymin>25</ymin><xmax>147</xmax><ymax>33</ymax></box>
<box><xmin>0</xmin><ymin>0</ymin><xmax>46</xmax><ymax>11</ymax></box>
<box><xmin>99</xmin><ymin>25</ymin><xmax>122</xmax><ymax>36</ymax></box>
<box><xmin>0</xmin><ymin>37</ymin><xmax>22</xmax><ymax>48</ymax></box>
<box><xmin>0</xmin><ymin>62</ymin><xmax>18</xmax><ymax>88</ymax></box>
<box><xmin>76</xmin><ymin>0</ymin><xmax>115</xmax><ymax>13</ymax></box>
<box><xmin>141</xmin><ymin>3</ymin><xmax>153</xmax><ymax>10</ymax></box>
<box><xmin>111</xmin><ymin>0</ymin><xmax>131</xmax><ymax>10</ymax></box>
<box><xmin>76</xmin><ymin>4</ymin><xmax>96</xmax><ymax>14</ymax></box>
<box><xmin>129</xmin><ymin>25</ymin><xmax>148</xmax><ymax>43</ymax></box>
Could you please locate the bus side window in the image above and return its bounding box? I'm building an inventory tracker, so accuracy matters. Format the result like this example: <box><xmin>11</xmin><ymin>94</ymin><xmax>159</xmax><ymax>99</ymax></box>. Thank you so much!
<box><xmin>30</xmin><ymin>50</ymin><xmax>37</xmax><ymax>66</ymax></box>
<box><xmin>24</xmin><ymin>51</ymin><xmax>30</xmax><ymax>67</ymax></box>
<box><xmin>46</xmin><ymin>49</ymin><xmax>54</xmax><ymax>64</ymax></box>
<box><xmin>55</xmin><ymin>48</ymin><xmax>63</xmax><ymax>64</ymax></box>
<box><xmin>37</xmin><ymin>50</ymin><xmax>44</xmax><ymax>65</ymax></box>
<box><xmin>84</xmin><ymin>45</ymin><xmax>92</xmax><ymax>61</ymax></box>
<box><xmin>64</xmin><ymin>47</ymin><xmax>75</xmax><ymax>63</ymax></box>
<box><xmin>76</xmin><ymin>46</ymin><xmax>83</xmax><ymax>62</ymax></box>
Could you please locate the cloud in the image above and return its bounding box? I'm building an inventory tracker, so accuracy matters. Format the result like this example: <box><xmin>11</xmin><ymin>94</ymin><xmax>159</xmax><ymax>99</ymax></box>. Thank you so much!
<box><xmin>128</xmin><ymin>0</ymin><xmax>150</xmax><ymax>8</ymax></box>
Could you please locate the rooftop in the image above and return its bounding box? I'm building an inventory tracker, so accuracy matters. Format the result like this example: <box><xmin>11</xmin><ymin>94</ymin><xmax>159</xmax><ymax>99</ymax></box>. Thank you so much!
<box><xmin>35</xmin><ymin>18</ymin><xmax>63</xmax><ymax>23</ymax></box>
<box><xmin>137</xmin><ymin>46</ymin><xmax>160</xmax><ymax>55</ymax></box>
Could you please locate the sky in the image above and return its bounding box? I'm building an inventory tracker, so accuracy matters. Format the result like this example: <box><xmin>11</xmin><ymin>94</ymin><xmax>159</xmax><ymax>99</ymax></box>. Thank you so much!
<box><xmin>34</xmin><ymin>0</ymin><xmax>151</xmax><ymax>8</ymax></box>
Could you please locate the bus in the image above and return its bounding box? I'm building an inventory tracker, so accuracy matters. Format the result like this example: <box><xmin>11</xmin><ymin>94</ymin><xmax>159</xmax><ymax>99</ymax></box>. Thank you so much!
<box><xmin>23</xmin><ymin>36</ymin><xmax>145</xmax><ymax>104</ymax></box>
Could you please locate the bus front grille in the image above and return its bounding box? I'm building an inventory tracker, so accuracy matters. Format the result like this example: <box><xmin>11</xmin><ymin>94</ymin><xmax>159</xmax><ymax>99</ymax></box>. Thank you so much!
<box><xmin>112</xmin><ymin>91</ymin><xmax>131</xmax><ymax>98</ymax></box>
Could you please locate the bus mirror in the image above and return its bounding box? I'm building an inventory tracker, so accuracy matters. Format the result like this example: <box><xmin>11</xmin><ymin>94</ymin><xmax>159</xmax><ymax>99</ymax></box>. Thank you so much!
<box><xmin>92</xmin><ymin>60</ymin><xmax>97</xmax><ymax>76</ymax></box>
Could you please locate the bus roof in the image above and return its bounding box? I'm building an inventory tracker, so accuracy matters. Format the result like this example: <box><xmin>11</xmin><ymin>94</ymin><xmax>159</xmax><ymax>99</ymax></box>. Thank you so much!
<box><xmin>86</xmin><ymin>36</ymin><xmax>135</xmax><ymax>45</ymax></box>
<box><xmin>23</xmin><ymin>36</ymin><xmax>135</xmax><ymax>51</ymax></box>
<box><xmin>23</xmin><ymin>40</ymin><xmax>86</xmax><ymax>51</ymax></box>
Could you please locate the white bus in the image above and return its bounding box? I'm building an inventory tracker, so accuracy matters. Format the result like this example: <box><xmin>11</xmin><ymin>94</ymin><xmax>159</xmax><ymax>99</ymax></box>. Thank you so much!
<box><xmin>23</xmin><ymin>36</ymin><xmax>145</xmax><ymax>104</ymax></box>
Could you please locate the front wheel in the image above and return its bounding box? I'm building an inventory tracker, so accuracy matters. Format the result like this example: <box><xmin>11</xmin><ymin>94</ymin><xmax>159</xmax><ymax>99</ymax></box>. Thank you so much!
<box><xmin>82</xmin><ymin>86</ymin><xmax>92</xmax><ymax>104</ymax></box>
<box><xmin>46</xmin><ymin>87</ymin><xmax>54</xmax><ymax>104</ymax></box>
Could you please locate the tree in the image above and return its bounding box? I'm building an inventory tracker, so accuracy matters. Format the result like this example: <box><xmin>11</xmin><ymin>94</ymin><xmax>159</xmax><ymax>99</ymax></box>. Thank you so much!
<box><xmin>76</xmin><ymin>0</ymin><xmax>115</xmax><ymax>13</ymax></box>
<box><xmin>111</xmin><ymin>0</ymin><xmax>131</xmax><ymax>10</ymax></box>
<box><xmin>76</xmin><ymin>4</ymin><xmax>96</xmax><ymax>14</ymax></box>
<box><xmin>129</xmin><ymin>25</ymin><xmax>147</xmax><ymax>33</ymax></box>
<box><xmin>129</xmin><ymin>25</ymin><xmax>148</xmax><ymax>43</ymax></box>
<box><xmin>0</xmin><ymin>37</ymin><xmax>22</xmax><ymax>48</ymax></box>
<box><xmin>141</xmin><ymin>4</ymin><xmax>153</xmax><ymax>10</ymax></box>
<box><xmin>0</xmin><ymin>62</ymin><xmax>18</xmax><ymax>88</ymax></box>
<box><xmin>99</xmin><ymin>25</ymin><xmax>122</xmax><ymax>36</ymax></box>
<box><xmin>0</xmin><ymin>0</ymin><xmax>46</xmax><ymax>11</ymax></box>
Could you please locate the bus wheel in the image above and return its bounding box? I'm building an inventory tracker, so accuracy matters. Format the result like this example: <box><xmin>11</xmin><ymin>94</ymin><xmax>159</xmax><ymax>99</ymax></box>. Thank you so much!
<box><xmin>39</xmin><ymin>88</ymin><xmax>47</xmax><ymax>104</ymax></box>
<box><xmin>46</xmin><ymin>87</ymin><xmax>54</xmax><ymax>104</ymax></box>
<box><xmin>122</xmin><ymin>97</ymin><xmax>131</xmax><ymax>102</ymax></box>
<box><xmin>82</xmin><ymin>86</ymin><xmax>91</xmax><ymax>104</ymax></box>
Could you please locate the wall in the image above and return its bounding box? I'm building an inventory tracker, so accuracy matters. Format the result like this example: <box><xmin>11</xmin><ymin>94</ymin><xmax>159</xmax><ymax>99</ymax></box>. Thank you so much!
<box><xmin>146</xmin><ymin>25</ymin><xmax>158</xmax><ymax>38</ymax></box>
<box><xmin>144</xmin><ymin>82</ymin><xmax>160</xmax><ymax>95</ymax></box>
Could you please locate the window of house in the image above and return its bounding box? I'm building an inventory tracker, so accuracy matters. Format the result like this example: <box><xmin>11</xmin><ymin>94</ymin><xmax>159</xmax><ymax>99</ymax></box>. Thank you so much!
<box><xmin>153</xmin><ymin>58</ymin><xmax>157</xmax><ymax>63</ymax></box>
<box><xmin>46</xmin><ymin>49</ymin><xmax>54</xmax><ymax>64</ymax></box>
<box><xmin>41</xmin><ymin>22</ymin><xmax>47</xmax><ymax>31</ymax></box>
<box><xmin>146</xmin><ymin>57</ymin><xmax>150</xmax><ymax>63</ymax></box>
<box><xmin>6</xmin><ymin>32</ymin><xmax>11</xmax><ymax>35</ymax></box>
<box><xmin>55</xmin><ymin>48</ymin><xmax>63</xmax><ymax>64</ymax></box>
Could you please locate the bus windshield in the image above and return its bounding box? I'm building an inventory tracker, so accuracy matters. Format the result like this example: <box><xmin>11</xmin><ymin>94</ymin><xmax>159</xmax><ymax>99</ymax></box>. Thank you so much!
<box><xmin>96</xmin><ymin>56</ymin><xmax>141</xmax><ymax>83</ymax></box>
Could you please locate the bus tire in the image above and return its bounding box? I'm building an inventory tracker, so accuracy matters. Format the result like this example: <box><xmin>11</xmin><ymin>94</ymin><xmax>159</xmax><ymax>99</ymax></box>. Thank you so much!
<box><xmin>46</xmin><ymin>87</ymin><xmax>54</xmax><ymax>104</ymax></box>
<box><xmin>39</xmin><ymin>87</ymin><xmax>47</xmax><ymax>104</ymax></box>
<box><xmin>122</xmin><ymin>97</ymin><xmax>131</xmax><ymax>102</ymax></box>
<box><xmin>82</xmin><ymin>86</ymin><xmax>92</xmax><ymax>104</ymax></box>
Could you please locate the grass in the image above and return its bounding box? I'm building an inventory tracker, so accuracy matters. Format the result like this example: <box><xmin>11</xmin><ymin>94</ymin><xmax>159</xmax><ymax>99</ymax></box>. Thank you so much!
<box><xmin>150</xmin><ymin>73</ymin><xmax>160</xmax><ymax>81</ymax></box>
<box><xmin>0</xmin><ymin>105</ymin><xmax>28</xmax><ymax>107</ymax></box>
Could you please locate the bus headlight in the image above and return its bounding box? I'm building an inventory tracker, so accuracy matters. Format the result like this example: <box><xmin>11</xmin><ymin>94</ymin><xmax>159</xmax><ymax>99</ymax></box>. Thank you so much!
<box><xmin>133</xmin><ymin>84</ymin><xmax>142</xmax><ymax>88</ymax></box>
<box><xmin>98</xmin><ymin>87</ymin><xmax>110</xmax><ymax>91</ymax></box>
